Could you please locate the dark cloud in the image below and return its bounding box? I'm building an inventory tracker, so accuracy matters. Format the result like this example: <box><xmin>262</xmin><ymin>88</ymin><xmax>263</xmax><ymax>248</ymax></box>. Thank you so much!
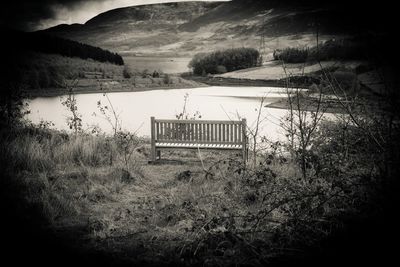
<box><xmin>1</xmin><ymin>0</ymin><xmax>226</xmax><ymax>31</ymax></box>
<box><xmin>1</xmin><ymin>0</ymin><xmax>98</xmax><ymax>31</ymax></box>
<box><xmin>1</xmin><ymin>0</ymin><xmax>395</xmax><ymax>32</ymax></box>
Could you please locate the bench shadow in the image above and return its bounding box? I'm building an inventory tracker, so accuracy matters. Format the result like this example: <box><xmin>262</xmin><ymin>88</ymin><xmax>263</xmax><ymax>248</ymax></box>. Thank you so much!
<box><xmin>148</xmin><ymin>158</ymin><xmax>202</xmax><ymax>165</ymax></box>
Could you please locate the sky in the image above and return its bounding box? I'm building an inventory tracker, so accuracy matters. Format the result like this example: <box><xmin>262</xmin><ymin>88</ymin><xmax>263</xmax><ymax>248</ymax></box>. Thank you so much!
<box><xmin>1</xmin><ymin>0</ymin><xmax>230</xmax><ymax>31</ymax></box>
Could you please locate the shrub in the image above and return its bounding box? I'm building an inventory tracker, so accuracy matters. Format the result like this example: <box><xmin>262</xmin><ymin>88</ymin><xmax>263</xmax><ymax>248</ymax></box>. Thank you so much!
<box><xmin>163</xmin><ymin>74</ymin><xmax>172</xmax><ymax>85</ymax></box>
<box><xmin>216</xmin><ymin>65</ymin><xmax>227</xmax><ymax>74</ymax></box>
<box><xmin>273</xmin><ymin>47</ymin><xmax>309</xmax><ymax>63</ymax></box>
<box><xmin>189</xmin><ymin>47</ymin><xmax>261</xmax><ymax>75</ymax></box>
<box><xmin>142</xmin><ymin>69</ymin><xmax>149</xmax><ymax>78</ymax></box>
<box><xmin>277</xmin><ymin>37</ymin><xmax>371</xmax><ymax>63</ymax></box>
<box><xmin>307</xmin><ymin>38</ymin><xmax>367</xmax><ymax>62</ymax></box>
<box><xmin>53</xmin><ymin>134</ymin><xmax>112</xmax><ymax>167</ymax></box>
<box><xmin>122</xmin><ymin>66</ymin><xmax>131</xmax><ymax>79</ymax></box>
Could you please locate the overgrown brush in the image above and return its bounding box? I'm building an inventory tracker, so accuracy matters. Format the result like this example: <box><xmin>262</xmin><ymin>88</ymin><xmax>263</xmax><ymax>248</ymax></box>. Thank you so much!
<box><xmin>274</xmin><ymin>36</ymin><xmax>371</xmax><ymax>64</ymax></box>
<box><xmin>189</xmin><ymin>47</ymin><xmax>262</xmax><ymax>75</ymax></box>
<box><xmin>273</xmin><ymin>47</ymin><xmax>309</xmax><ymax>63</ymax></box>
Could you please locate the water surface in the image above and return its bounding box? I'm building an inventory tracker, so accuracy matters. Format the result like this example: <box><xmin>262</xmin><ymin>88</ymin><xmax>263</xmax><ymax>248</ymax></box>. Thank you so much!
<box><xmin>26</xmin><ymin>86</ymin><xmax>299</xmax><ymax>141</ymax></box>
<box><xmin>123</xmin><ymin>56</ymin><xmax>192</xmax><ymax>74</ymax></box>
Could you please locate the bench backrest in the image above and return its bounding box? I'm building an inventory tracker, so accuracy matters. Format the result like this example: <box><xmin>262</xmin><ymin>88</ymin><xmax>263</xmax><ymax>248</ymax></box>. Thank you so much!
<box><xmin>151</xmin><ymin>117</ymin><xmax>247</xmax><ymax>145</ymax></box>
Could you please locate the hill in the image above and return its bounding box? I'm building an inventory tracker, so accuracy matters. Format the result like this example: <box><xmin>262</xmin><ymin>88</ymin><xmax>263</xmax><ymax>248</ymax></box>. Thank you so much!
<box><xmin>4</xmin><ymin>28</ymin><xmax>123</xmax><ymax>65</ymax></box>
<box><xmin>39</xmin><ymin>0</ymin><xmax>384</xmax><ymax>58</ymax></box>
<box><xmin>42</xmin><ymin>1</ymin><xmax>222</xmax><ymax>56</ymax></box>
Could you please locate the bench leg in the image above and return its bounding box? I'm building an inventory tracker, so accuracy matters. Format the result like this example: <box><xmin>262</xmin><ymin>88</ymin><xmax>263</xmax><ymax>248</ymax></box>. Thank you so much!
<box><xmin>150</xmin><ymin>144</ymin><xmax>156</xmax><ymax>162</ymax></box>
<box><xmin>242</xmin><ymin>144</ymin><xmax>247</xmax><ymax>163</ymax></box>
<box><xmin>157</xmin><ymin>150</ymin><xmax>161</xmax><ymax>160</ymax></box>
<box><xmin>150</xmin><ymin>116</ymin><xmax>156</xmax><ymax>163</ymax></box>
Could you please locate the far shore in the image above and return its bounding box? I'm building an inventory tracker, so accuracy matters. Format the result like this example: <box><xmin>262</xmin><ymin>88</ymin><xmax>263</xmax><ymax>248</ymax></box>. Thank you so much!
<box><xmin>24</xmin><ymin>75</ymin><xmax>293</xmax><ymax>98</ymax></box>
<box><xmin>23</xmin><ymin>83</ymin><xmax>210</xmax><ymax>98</ymax></box>
<box><xmin>182</xmin><ymin>75</ymin><xmax>289</xmax><ymax>88</ymax></box>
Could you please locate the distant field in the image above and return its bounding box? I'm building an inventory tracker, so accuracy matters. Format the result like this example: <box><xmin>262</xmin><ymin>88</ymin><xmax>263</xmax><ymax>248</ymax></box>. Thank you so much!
<box><xmin>123</xmin><ymin>56</ymin><xmax>191</xmax><ymax>74</ymax></box>
<box><xmin>215</xmin><ymin>60</ymin><xmax>367</xmax><ymax>80</ymax></box>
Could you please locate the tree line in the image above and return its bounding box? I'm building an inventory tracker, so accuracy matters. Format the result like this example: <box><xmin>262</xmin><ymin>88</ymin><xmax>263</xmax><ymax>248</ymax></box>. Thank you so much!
<box><xmin>4</xmin><ymin>28</ymin><xmax>124</xmax><ymax>65</ymax></box>
<box><xmin>189</xmin><ymin>47</ymin><xmax>262</xmax><ymax>75</ymax></box>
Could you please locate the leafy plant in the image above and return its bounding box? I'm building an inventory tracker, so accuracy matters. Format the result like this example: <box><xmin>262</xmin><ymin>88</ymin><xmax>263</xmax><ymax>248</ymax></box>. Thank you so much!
<box><xmin>175</xmin><ymin>93</ymin><xmax>202</xmax><ymax>120</ymax></box>
<box><xmin>60</xmin><ymin>79</ymin><xmax>82</xmax><ymax>134</ymax></box>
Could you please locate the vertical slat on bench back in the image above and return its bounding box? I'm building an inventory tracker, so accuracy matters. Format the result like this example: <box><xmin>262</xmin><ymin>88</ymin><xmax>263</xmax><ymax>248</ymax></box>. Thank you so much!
<box><xmin>203</xmin><ymin>123</ymin><xmax>208</xmax><ymax>142</ymax></box>
<box><xmin>188</xmin><ymin>123</ymin><xmax>192</xmax><ymax>141</ymax></box>
<box><xmin>184</xmin><ymin>123</ymin><xmax>189</xmax><ymax>141</ymax></box>
<box><xmin>207</xmin><ymin>123</ymin><xmax>210</xmax><ymax>142</ymax></box>
<box><xmin>199</xmin><ymin>123</ymin><xmax>202</xmax><ymax>142</ymax></box>
<box><xmin>158</xmin><ymin>122</ymin><xmax>161</xmax><ymax>141</ymax></box>
<box><xmin>211</xmin><ymin>124</ymin><xmax>214</xmax><ymax>142</ymax></box>
<box><xmin>223</xmin><ymin>124</ymin><xmax>227</xmax><ymax>142</ymax></box>
<box><xmin>239</xmin><ymin>123</ymin><xmax>242</xmax><ymax>143</ymax></box>
<box><xmin>234</xmin><ymin>124</ymin><xmax>237</xmax><ymax>143</ymax></box>
<box><xmin>228</xmin><ymin>124</ymin><xmax>231</xmax><ymax>142</ymax></box>
<box><xmin>202</xmin><ymin>124</ymin><xmax>205</xmax><ymax>142</ymax></box>
<box><xmin>230</xmin><ymin>124</ymin><xmax>233</xmax><ymax>143</ymax></box>
<box><xmin>163</xmin><ymin>122</ymin><xmax>166</xmax><ymax>140</ymax></box>
<box><xmin>156</xmin><ymin>122</ymin><xmax>160</xmax><ymax>140</ymax></box>
<box><xmin>220</xmin><ymin>124</ymin><xmax>222</xmax><ymax>142</ymax></box>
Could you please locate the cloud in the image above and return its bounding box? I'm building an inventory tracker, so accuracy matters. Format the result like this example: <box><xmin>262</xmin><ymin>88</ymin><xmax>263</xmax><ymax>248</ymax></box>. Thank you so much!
<box><xmin>1</xmin><ymin>1</ymin><xmax>87</xmax><ymax>30</ymax></box>
<box><xmin>1</xmin><ymin>0</ymin><xmax>230</xmax><ymax>31</ymax></box>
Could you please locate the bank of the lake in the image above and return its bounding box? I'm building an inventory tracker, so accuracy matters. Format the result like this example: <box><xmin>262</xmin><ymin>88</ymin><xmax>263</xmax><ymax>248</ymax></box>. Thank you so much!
<box><xmin>23</xmin><ymin>82</ymin><xmax>209</xmax><ymax>98</ymax></box>
<box><xmin>182</xmin><ymin>75</ymin><xmax>287</xmax><ymax>88</ymax></box>
<box><xmin>23</xmin><ymin>75</ymin><xmax>292</xmax><ymax>99</ymax></box>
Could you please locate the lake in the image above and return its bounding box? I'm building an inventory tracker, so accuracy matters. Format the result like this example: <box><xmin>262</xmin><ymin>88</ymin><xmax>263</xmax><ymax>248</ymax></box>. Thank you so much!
<box><xmin>123</xmin><ymin>56</ymin><xmax>192</xmax><ymax>74</ymax></box>
<box><xmin>26</xmin><ymin>86</ymin><xmax>303</xmax><ymax>141</ymax></box>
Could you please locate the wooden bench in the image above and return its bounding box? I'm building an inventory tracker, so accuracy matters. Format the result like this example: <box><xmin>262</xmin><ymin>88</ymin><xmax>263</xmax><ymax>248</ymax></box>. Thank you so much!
<box><xmin>150</xmin><ymin>117</ymin><xmax>248</xmax><ymax>162</ymax></box>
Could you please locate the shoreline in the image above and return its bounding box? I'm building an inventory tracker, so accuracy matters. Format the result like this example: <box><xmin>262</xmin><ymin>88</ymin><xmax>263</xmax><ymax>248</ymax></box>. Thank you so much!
<box><xmin>23</xmin><ymin>75</ymin><xmax>292</xmax><ymax>98</ymax></box>
<box><xmin>181</xmin><ymin>75</ymin><xmax>289</xmax><ymax>88</ymax></box>
<box><xmin>23</xmin><ymin>83</ymin><xmax>210</xmax><ymax>98</ymax></box>
<box><xmin>264</xmin><ymin>97</ymin><xmax>355</xmax><ymax>114</ymax></box>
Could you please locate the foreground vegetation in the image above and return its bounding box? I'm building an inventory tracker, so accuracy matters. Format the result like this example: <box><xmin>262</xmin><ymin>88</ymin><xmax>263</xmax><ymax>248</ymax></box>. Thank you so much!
<box><xmin>1</xmin><ymin>28</ymin><xmax>399</xmax><ymax>264</ymax></box>
<box><xmin>1</xmin><ymin>71</ymin><xmax>399</xmax><ymax>266</ymax></box>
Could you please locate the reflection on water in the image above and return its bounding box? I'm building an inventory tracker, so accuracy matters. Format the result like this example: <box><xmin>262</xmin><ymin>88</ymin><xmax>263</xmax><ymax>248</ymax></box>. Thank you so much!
<box><xmin>123</xmin><ymin>56</ymin><xmax>192</xmax><ymax>74</ymax></box>
<box><xmin>26</xmin><ymin>86</ymin><xmax>296</xmax><ymax>141</ymax></box>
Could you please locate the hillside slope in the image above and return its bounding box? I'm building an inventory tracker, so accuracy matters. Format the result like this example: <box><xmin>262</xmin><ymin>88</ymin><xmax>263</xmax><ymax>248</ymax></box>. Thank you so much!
<box><xmin>39</xmin><ymin>1</ymin><xmax>328</xmax><ymax>56</ymax></box>
<box><xmin>43</xmin><ymin>1</ymin><xmax>222</xmax><ymax>56</ymax></box>
<box><xmin>40</xmin><ymin>0</ymin><xmax>391</xmax><ymax>58</ymax></box>
<box><xmin>5</xmin><ymin>28</ymin><xmax>123</xmax><ymax>65</ymax></box>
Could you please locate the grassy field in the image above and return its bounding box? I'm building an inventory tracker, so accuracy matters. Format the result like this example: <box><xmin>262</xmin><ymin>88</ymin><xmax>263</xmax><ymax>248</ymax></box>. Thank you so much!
<box><xmin>1</xmin><ymin>113</ymin><xmax>395</xmax><ymax>266</ymax></box>
<box><xmin>214</xmin><ymin>60</ymin><xmax>367</xmax><ymax>81</ymax></box>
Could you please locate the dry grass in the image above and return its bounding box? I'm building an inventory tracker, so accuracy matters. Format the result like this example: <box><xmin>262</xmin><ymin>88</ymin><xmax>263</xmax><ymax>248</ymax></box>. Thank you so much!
<box><xmin>0</xmin><ymin>122</ymin><xmax>383</xmax><ymax>266</ymax></box>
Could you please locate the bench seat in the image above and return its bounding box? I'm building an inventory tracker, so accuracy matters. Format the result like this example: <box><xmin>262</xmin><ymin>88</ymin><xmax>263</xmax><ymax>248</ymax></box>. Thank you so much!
<box><xmin>156</xmin><ymin>142</ymin><xmax>243</xmax><ymax>150</ymax></box>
